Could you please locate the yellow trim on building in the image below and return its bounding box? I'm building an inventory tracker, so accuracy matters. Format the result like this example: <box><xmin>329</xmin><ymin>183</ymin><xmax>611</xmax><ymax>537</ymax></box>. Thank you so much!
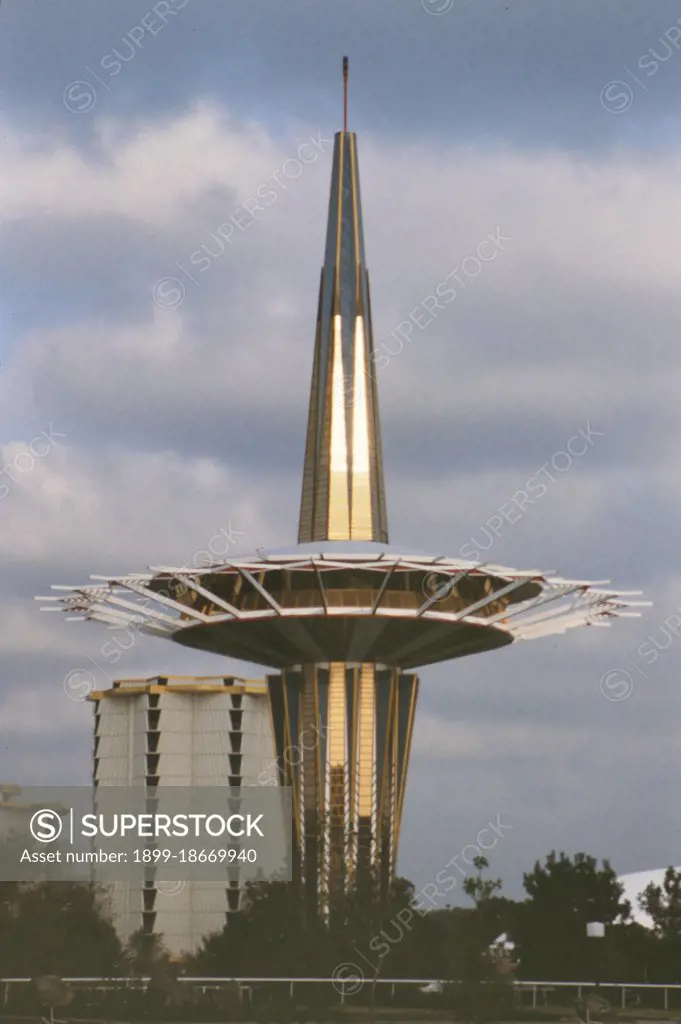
<box><xmin>89</xmin><ymin>676</ymin><xmax>268</xmax><ymax>701</ymax></box>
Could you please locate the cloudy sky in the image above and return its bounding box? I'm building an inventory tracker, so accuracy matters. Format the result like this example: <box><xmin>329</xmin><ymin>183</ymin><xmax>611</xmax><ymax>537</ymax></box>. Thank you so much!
<box><xmin>3</xmin><ymin>0</ymin><xmax>681</xmax><ymax>903</ymax></box>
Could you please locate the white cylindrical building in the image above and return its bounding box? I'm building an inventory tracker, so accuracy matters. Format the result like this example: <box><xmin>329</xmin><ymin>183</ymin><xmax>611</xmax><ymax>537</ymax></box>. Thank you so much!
<box><xmin>90</xmin><ymin>675</ymin><xmax>276</xmax><ymax>957</ymax></box>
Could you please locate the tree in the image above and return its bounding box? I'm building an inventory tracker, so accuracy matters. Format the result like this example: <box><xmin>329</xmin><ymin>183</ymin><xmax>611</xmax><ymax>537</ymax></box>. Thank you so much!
<box><xmin>463</xmin><ymin>855</ymin><xmax>502</xmax><ymax>907</ymax></box>
<box><xmin>190</xmin><ymin>878</ymin><xmax>332</xmax><ymax>978</ymax></box>
<box><xmin>637</xmin><ymin>868</ymin><xmax>681</xmax><ymax>980</ymax></box>
<box><xmin>605</xmin><ymin>920</ymin><xmax>658</xmax><ymax>984</ymax></box>
<box><xmin>462</xmin><ymin>855</ymin><xmax>516</xmax><ymax>955</ymax></box>
<box><xmin>125</xmin><ymin>927</ymin><xmax>172</xmax><ymax>975</ymax></box>
<box><xmin>639</xmin><ymin>867</ymin><xmax>681</xmax><ymax>941</ymax></box>
<box><xmin>452</xmin><ymin>857</ymin><xmax>515</xmax><ymax>1023</ymax></box>
<box><xmin>513</xmin><ymin>852</ymin><xmax>630</xmax><ymax>981</ymax></box>
<box><xmin>0</xmin><ymin>880</ymin><xmax>125</xmax><ymax>978</ymax></box>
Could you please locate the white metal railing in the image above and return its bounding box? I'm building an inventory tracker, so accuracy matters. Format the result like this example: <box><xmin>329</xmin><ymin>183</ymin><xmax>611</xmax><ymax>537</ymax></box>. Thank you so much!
<box><xmin>2</xmin><ymin>976</ymin><xmax>681</xmax><ymax>1010</ymax></box>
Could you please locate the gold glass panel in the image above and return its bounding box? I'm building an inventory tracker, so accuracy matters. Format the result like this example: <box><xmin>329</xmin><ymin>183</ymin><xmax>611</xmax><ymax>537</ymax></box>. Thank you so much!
<box><xmin>357</xmin><ymin>664</ymin><xmax>375</xmax><ymax>819</ymax></box>
<box><xmin>328</xmin><ymin>315</ymin><xmax>351</xmax><ymax>539</ymax></box>
<box><xmin>350</xmin><ymin>316</ymin><xmax>373</xmax><ymax>539</ymax></box>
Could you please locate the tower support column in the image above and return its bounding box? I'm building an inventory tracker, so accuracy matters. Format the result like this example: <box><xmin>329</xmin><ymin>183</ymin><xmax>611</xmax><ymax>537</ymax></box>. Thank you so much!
<box><xmin>267</xmin><ymin>662</ymin><xmax>419</xmax><ymax>915</ymax></box>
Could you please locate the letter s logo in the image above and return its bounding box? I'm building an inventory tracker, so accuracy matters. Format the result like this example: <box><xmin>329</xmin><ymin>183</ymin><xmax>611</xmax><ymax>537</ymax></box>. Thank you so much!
<box><xmin>30</xmin><ymin>809</ymin><xmax>63</xmax><ymax>843</ymax></box>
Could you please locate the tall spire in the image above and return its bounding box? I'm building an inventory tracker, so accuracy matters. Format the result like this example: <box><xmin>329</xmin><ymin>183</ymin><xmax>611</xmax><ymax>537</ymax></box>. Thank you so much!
<box><xmin>298</xmin><ymin>58</ymin><xmax>389</xmax><ymax>544</ymax></box>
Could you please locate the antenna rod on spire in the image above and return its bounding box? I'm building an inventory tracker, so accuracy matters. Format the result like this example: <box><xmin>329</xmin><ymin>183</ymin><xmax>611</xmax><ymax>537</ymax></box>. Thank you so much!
<box><xmin>343</xmin><ymin>56</ymin><xmax>349</xmax><ymax>132</ymax></box>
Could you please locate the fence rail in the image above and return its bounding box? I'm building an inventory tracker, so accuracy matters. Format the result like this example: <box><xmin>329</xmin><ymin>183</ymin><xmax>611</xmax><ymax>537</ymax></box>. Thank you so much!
<box><xmin>3</xmin><ymin>977</ymin><xmax>681</xmax><ymax>1010</ymax></box>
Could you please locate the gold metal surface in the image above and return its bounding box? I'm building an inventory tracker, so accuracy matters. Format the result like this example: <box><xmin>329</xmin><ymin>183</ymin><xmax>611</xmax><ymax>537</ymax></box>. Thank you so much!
<box><xmin>268</xmin><ymin>661</ymin><xmax>418</xmax><ymax>911</ymax></box>
<box><xmin>328</xmin><ymin>315</ymin><xmax>351</xmax><ymax>539</ymax></box>
<box><xmin>357</xmin><ymin>664</ymin><xmax>376</xmax><ymax>823</ymax></box>
<box><xmin>350</xmin><ymin>317</ymin><xmax>373</xmax><ymax>539</ymax></box>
